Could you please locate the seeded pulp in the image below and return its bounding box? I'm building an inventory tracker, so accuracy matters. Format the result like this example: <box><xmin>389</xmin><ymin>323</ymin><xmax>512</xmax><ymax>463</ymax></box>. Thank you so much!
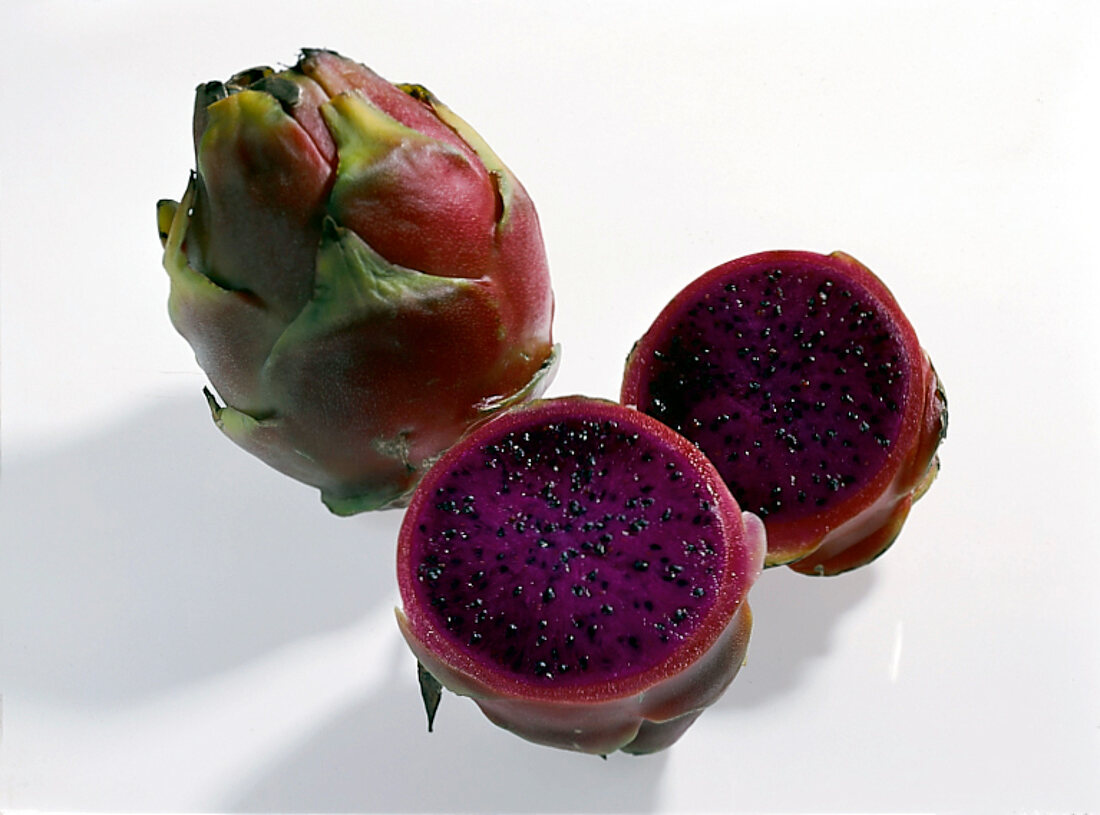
<box><xmin>635</xmin><ymin>262</ymin><xmax>910</xmax><ymax>523</ymax></box>
<box><xmin>409</xmin><ymin>417</ymin><xmax>729</xmax><ymax>685</ymax></box>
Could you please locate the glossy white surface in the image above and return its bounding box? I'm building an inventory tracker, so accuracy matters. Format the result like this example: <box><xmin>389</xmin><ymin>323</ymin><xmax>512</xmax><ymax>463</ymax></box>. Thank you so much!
<box><xmin>2</xmin><ymin>1</ymin><xmax>1098</xmax><ymax>811</ymax></box>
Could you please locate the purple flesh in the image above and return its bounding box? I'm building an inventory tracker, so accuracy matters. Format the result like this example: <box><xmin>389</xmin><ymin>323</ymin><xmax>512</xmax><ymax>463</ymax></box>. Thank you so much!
<box><xmin>637</xmin><ymin>262</ymin><xmax>909</xmax><ymax>523</ymax></box>
<box><xmin>407</xmin><ymin>417</ymin><xmax>726</xmax><ymax>686</ymax></box>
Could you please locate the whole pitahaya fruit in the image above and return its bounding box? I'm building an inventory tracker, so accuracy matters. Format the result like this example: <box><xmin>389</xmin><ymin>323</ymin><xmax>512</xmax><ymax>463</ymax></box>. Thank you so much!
<box><xmin>395</xmin><ymin>396</ymin><xmax>766</xmax><ymax>755</ymax></box>
<box><xmin>621</xmin><ymin>251</ymin><xmax>946</xmax><ymax>575</ymax></box>
<box><xmin>156</xmin><ymin>49</ymin><xmax>556</xmax><ymax>514</ymax></box>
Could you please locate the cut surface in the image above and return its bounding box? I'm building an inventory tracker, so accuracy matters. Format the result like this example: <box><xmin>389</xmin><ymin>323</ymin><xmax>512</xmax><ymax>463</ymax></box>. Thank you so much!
<box><xmin>400</xmin><ymin>400</ymin><xmax>746</xmax><ymax>691</ymax></box>
<box><xmin>625</xmin><ymin>252</ymin><xmax>914</xmax><ymax>528</ymax></box>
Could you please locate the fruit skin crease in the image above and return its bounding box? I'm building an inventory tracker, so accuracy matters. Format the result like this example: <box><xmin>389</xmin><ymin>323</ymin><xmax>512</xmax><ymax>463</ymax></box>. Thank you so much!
<box><xmin>621</xmin><ymin>250</ymin><xmax>947</xmax><ymax>576</ymax></box>
<box><xmin>156</xmin><ymin>50</ymin><xmax>556</xmax><ymax>514</ymax></box>
<box><xmin>395</xmin><ymin>397</ymin><xmax>767</xmax><ymax>755</ymax></box>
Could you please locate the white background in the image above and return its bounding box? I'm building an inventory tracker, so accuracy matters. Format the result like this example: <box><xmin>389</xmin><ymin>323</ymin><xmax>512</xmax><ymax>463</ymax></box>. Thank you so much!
<box><xmin>2</xmin><ymin>1</ymin><xmax>1098</xmax><ymax>812</ymax></box>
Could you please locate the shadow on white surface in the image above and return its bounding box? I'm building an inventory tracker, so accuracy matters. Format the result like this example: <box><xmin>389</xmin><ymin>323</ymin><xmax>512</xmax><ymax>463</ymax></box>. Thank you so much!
<box><xmin>0</xmin><ymin>393</ymin><xmax>398</xmax><ymax>705</ymax></box>
<box><xmin>0</xmin><ymin>393</ymin><xmax>672</xmax><ymax>810</ymax></box>
<box><xmin>226</xmin><ymin>657</ymin><xmax>671</xmax><ymax>812</ymax></box>
<box><xmin>716</xmin><ymin>564</ymin><xmax>876</xmax><ymax>712</ymax></box>
<box><xmin>0</xmin><ymin>392</ymin><xmax>866</xmax><ymax>811</ymax></box>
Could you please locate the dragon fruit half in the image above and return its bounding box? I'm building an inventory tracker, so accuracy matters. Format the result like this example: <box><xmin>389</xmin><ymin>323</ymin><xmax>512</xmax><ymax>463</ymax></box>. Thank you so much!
<box><xmin>396</xmin><ymin>397</ymin><xmax>766</xmax><ymax>754</ymax></box>
<box><xmin>156</xmin><ymin>49</ymin><xmax>556</xmax><ymax>514</ymax></box>
<box><xmin>621</xmin><ymin>250</ymin><xmax>946</xmax><ymax>575</ymax></box>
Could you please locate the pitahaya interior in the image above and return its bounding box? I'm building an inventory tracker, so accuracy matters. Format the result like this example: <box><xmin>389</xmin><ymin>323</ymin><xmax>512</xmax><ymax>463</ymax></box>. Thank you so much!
<box><xmin>622</xmin><ymin>251</ymin><xmax>946</xmax><ymax>575</ymax></box>
<box><xmin>396</xmin><ymin>397</ymin><xmax>766</xmax><ymax>754</ymax></box>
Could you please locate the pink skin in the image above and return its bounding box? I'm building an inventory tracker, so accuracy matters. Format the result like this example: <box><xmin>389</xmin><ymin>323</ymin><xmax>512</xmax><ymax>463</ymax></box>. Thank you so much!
<box><xmin>295</xmin><ymin>51</ymin><xmax>553</xmax><ymax>357</ymax></box>
<box><xmin>160</xmin><ymin>51</ymin><xmax>555</xmax><ymax>512</ymax></box>
<box><xmin>395</xmin><ymin>397</ymin><xmax>766</xmax><ymax>754</ymax></box>
<box><xmin>622</xmin><ymin>251</ymin><xmax>946</xmax><ymax>575</ymax></box>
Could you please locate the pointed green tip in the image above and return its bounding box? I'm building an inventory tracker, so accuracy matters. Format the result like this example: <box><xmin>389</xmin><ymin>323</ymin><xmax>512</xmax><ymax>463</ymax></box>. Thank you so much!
<box><xmin>156</xmin><ymin>199</ymin><xmax>178</xmax><ymax>248</ymax></box>
<box><xmin>203</xmin><ymin>386</ymin><xmax>223</xmax><ymax>419</ymax></box>
<box><xmin>195</xmin><ymin>80</ymin><xmax>228</xmax><ymax>108</ymax></box>
<box><xmin>398</xmin><ymin>83</ymin><xmax>435</xmax><ymax>104</ymax></box>
<box><xmin>227</xmin><ymin>66</ymin><xmax>274</xmax><ymax>91</ymax></box>
<box><xmin>249</xmin><ymin>75</ymin><xmax>303</xmax><ymax>109</ymax></box>
<box><xmin>417</xmin><ymin>661</ymin><xmax>444</xmax><ymax>733</ymax></box>
<box><xmin>320</xmin><ymin>214</ymin><xmax>342</xmax><ymax>243</ymax></box>
<box><xmin>300</xmin><ymin>47</ymin><xmax>340</xmax><ymax>58</ymax></box>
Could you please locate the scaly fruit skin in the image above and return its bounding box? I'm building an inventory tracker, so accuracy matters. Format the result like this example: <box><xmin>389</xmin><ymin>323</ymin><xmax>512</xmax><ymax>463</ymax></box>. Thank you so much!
<box><xmin>621</xmin><ymin>251</ymin><xmax>946</xmax><ymax>575</ymax></box>
<box><xmin>396</xmin><ymin>397</ymin><xmax>766</xmax><ymax>754</ymax></box>
<box><xmin>157</xmin><ymin>50</ymin><xmax>556</xmax><ymax>514</ymax></box>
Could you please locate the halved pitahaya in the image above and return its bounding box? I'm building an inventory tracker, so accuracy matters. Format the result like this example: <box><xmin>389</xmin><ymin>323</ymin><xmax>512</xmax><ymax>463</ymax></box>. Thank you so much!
<box><xmin>621</xmin><ymin>251</ymin><xmax>946</xmax><ymax>575</ymax></box>
<box><xmin>395</xmin><ymin>396</ymin><xmax>766</xmax><ymax>754</ymax></box>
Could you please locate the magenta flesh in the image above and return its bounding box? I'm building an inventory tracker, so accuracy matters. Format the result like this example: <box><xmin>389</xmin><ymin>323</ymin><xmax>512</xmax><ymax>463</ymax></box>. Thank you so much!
<box><xmin>413</xmin><ymin>420</ymin><xmax>724</xmax><ymax>683</ymax></box>
<box><xmin>396</xmin><ymin>397</ymin><xmax>765</xmax><ymax>754</ymax></box>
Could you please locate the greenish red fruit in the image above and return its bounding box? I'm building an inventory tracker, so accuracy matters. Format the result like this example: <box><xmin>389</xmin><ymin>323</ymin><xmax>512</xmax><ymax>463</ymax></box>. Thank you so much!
<box><xmin>622</xmin><ymin>250</ymin><xmax>946</xmax><ymax>575</ymax></box>
<box><xmin>396</xmin><ymin>397</ymin><xmax>765</xmax><ymax>754</ymax></box>
<box><xmin>157</xmin><ymin>49</ymin><xmax>556</xmax><ymax>514</ymax></box>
